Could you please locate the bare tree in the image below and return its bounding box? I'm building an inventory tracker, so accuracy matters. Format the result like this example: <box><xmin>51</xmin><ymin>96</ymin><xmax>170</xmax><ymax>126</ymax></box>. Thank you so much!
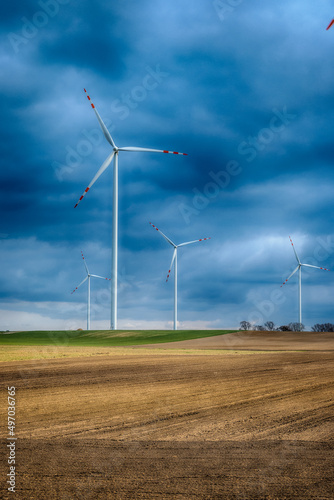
<box><xmin>289</xmin><ymin>322</ymin><xmax>305</xmax><ymax>332</ymax></box>
<box><xmin>264</xmin><ymin>321</ymin><xmax>275</xmax><ymax>331</ymax></box>
<box><xmin>312</xmin><ymin>323</ymin><xmax>334</xmax><ymax>332</ymax></box>
<box><xmin>239</xmin><ymin>321</ymin><xmax>251</xmax><ymax>331</ymax></box>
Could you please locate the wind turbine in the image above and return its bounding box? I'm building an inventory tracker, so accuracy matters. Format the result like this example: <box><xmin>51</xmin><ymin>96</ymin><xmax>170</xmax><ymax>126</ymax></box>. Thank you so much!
<box><xmin>149</xmin><ymin>222</ymin><xmax>211</xmax><ymax>330</ymax></box>
<box><xmin>74</xmin><ymin>89</ymin><xmax>187</xmax><ymax>330</ymax></box>
<box><xmin>71</xmin><ymin>251</ymin><xmax>111</xmax><ymax>330</ymax></box>
<box><xmin>280</xmin><ymin>236</ymin><xmax>330</xmax><ymax>329</ymax></box>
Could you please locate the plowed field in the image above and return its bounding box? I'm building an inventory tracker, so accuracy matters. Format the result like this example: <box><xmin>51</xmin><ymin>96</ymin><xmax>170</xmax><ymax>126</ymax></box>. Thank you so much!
<box><xmin>0</xmin><ymin>332</ymin><xmax>333</xmax><ymax>499</ymax></box>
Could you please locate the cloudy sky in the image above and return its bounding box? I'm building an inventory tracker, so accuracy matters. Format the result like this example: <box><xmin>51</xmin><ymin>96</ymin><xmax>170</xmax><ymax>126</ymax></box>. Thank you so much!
<box><xmin>1</xmin><ymin>0</ymin><xmax>334</xmax><ymax>331</ymax></box>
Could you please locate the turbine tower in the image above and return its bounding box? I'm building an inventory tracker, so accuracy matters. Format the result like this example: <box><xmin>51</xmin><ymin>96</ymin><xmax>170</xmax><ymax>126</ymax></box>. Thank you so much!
<box><xmin>150</xmin><ymin>222</ymin><xmax>210</xmax><ymax>330</ymax></box>
<box><xmin>71</xmin><ymin>251</ymin><xmax>111</xmax><ymax>330</ymax></box>
<box><xmin>281</xmin><ymin>236</ymin><xmax>330</xmax><ymax>329</ymax></box>
<box><xmin>74</xmin><ymin>89</ymin><xmax>187</xmax><ymax>330</ymax></box>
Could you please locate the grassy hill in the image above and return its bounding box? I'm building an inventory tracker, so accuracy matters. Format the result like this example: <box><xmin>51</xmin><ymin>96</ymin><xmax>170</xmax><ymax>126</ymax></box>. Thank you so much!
<box><xmin>0</xmin><ymin>329</ymin><xmax>236</xmax><ymax>347</ymax></box>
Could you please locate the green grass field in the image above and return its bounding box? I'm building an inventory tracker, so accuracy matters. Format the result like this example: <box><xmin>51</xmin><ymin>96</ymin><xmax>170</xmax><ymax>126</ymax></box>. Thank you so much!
<box><xmin>0</xmin><ymin>329</ymin><xmax>236</xmax><ymax>347</ymax></box>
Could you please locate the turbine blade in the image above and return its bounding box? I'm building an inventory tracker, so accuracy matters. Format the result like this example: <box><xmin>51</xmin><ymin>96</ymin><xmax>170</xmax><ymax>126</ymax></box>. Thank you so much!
<box><xmin>118</xmin><ymin>146</ymin><xmax>187</xmax><ymax>155</ymax></box>
<box><xmin>74</xmin><ymin>151</ymin><xmax>115</xmax><ymax>208</ymax></box>
<box><xmin>81</xmin><ymin>250</ymin><xmax>89</xmax><ymax>275</ymax></box>
<box><xmin>326</xmin><ymin>19</ymin><xmax>334</xmax><ymax>30</ymax></box>
<box><xmin>178</xmin><ymin>237</ymin><xmax>211</xmax><ymax>247</ymax></box>
<box><xmin>149</xmin><ymin>222</ymin><xmax>176</xmax><ymax>247</ymax></box>
<box><xmin>289</xmin><ymin>236</ymin><xmax>301</xmax><ymax>264</ymax></box>
<box><xmin>302</xmin><ymin>264</ymin><xmax>330</xmax><ymax>271</ymax></box>
<box><xmin>71</xmin><ymin>276</ymin><xmax>88</xmax><ymax>294</ymax></box>
<box><xmin>166</xmin><ymin>248</ymin><xmax>177</xmax><ymax>282</ymax></box>
<box><xmin>90</xmin><ymin>274</ymin><xmax>111</xmax><ymax>280</ymax></box>
<box><xmin>280</xmin><ymin>265</ymin><xmax>299</xmax><ymax>287</ymax></box>
<box><xmin>84</xmin><ymin>89</ymin><xmax>116</xmax><ymax>148</ymax></box>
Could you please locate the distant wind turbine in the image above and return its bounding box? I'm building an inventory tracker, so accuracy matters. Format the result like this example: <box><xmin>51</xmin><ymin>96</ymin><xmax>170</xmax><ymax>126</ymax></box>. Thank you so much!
<box><xmin>71</xmin><ymin>251</ymin><xmax>111</xmax><ymax>330</ymax></box>
<box><xmin>74</xmin><ymin>89</ymin><xmax>187</xmax><ymax>330</ymax></box>
<box><xmin>149</xmin><ymin>222</ymin><xmax>211</xmax><ymax>330</ymax></box>
<box><xmin>326</xmin><ymin>19</ymin><xmax>334</xmax><ymax>30</ymax></box>
<box><xmin>280</xmin><ymin>236</ymin><xmax>330</xmax><ymax>329</ymax></box>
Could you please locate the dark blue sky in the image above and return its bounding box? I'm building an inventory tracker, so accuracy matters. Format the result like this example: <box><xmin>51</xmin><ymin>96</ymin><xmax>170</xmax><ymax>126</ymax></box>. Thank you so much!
<box><xmin>1</xmin><ymin>0</ymin><xmax>333</xmax><ymax>330</ymax></box>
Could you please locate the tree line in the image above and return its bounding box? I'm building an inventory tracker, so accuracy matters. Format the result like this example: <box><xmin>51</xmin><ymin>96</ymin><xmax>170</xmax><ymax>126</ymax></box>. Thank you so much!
<box><xmin>239</xmin><ymin>321</ymin><xmax>334</xmax><ymax>332</ymax></box>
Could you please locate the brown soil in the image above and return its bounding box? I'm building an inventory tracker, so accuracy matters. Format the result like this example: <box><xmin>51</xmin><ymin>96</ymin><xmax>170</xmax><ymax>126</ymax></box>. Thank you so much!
<box><xmin>139</xmin><ymin>330</ymin><xmax>334</xmax><ymax>351</ymax></box>
<box><xmin>0</xmin><ymin>332</ymin><xmax>333</xmax><ymax>499</ymax></box>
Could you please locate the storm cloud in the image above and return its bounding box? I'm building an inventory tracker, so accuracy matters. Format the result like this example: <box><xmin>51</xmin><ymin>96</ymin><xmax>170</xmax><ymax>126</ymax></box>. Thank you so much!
<box><xmin>1</xmin><ymin>0</ymin><xmax>333</xmax><ymax>330</ymax></box>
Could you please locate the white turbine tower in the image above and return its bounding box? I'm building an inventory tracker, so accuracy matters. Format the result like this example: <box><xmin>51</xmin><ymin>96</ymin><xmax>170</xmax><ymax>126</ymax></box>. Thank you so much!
<box><xmin>71</xmin><ymin>251</ymin><xmax>111</xmax><ymax>330</ymax></box>
<box><xmin>74</xmin><ymin>89</ymin><xmax>187</xmax><ymax>330</ymax></box>
<box><xmin>149</xmin><ymin>222</ymin><xmax>211</xmax><ymax>330</ymax></box>
<box><xmin>280</xmin><ymin>236</ymin><xmax>330</xmax><ymax>329</ymax></box>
